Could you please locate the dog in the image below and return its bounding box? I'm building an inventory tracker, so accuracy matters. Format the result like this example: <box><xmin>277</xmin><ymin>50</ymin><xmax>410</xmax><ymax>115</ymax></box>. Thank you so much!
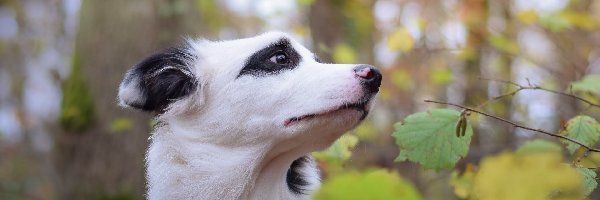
<box><xmin>117</xmin><ymin>32</ymin><xmax>381</xmax><ymax>200</ymax></box>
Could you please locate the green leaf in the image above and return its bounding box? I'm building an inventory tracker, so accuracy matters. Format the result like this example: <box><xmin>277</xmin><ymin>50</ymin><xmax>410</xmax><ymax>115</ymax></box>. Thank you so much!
<box><xmin>393</xmin><ymin>109</ymin><xmax>473</xmax><ymax>170</ymax></box>
<box><xmin>430</xmin><ymin>66</ymin><xmax>453</xmax><ymax>86</ymax></box>
<box><xmin>560</xmin><ymin>115</ymin><xmax>600</xmax><ymax>154</ymax></box>
<box><xmin>109</xmin><ymin>117</ymin><xmax>133</xmax><ymax>133</ymax></box>
<box><xmin>516</xmin><ymin>139</ymin><xmax>563</xmax><ymax>155</ymax></box>
<box><xmin>314</xmin><ymin>169</ymin><xmax>423</xmax><ymax>200</ymax></box>
<box><xmin>576</xmin><ymin>167</ymin><xmax>598</xmax><ymax>197</ymax></box>
<box><xmin>488</xmin><ymin>34</ymin><xmax>519</xmax><ymax>54</ymax></box>
<box><xmin>313</xmin><ymin>134</ymin><xmax>359</xmax><ymax>164</ymax></box>
<box><xmin>570</xmin><ymin>74</ymin><xmax>600</xmax><ymax>93</ymax></box>
<box><xmin>540</xmin><ymin>14</ymin><xmax>572</xmax><ymax>32</ymax></box>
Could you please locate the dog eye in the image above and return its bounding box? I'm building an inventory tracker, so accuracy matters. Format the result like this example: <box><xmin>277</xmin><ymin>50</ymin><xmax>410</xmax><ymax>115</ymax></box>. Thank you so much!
<box><xmin>269</xmin><ymin>52</ymin><xmax>289</xmax><ymax>65</ymax></box>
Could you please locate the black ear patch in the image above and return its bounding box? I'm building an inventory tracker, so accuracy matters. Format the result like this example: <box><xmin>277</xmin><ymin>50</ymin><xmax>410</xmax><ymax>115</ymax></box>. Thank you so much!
<box><xmin>123</xmin><ymin>45</ymin><xmax>197</xmax><ymax>112</ymax></box>
<box><xmin>238</xmin><ymin>38</ymin><xmax>301</xmax><ymax>77</ymax></box>
<box><xmin>286</xmin><ymin>156</ymin><xmax>312</xmax><ymax>195</ymax></box>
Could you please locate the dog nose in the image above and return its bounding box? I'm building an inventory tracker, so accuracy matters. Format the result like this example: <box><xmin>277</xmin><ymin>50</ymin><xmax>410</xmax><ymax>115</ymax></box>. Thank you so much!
<box><xmin>354</xmin><ymin>65</ymin><xmax>382</xmax><ymax>93</ymax></box>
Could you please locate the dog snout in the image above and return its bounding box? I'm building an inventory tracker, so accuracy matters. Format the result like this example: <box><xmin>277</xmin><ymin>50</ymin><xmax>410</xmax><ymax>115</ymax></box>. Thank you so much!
<box><xmin>353</xmin><ymin>65</ymin><xmax>382</xmax><ymax>94</ymax></box>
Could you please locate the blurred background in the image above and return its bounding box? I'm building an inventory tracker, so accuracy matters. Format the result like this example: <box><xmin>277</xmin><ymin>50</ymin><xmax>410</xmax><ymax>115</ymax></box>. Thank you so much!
<box><xmin>1</xmin><ymin>0</ymin><xmax>600</xmax><ymax>199</ymax></box>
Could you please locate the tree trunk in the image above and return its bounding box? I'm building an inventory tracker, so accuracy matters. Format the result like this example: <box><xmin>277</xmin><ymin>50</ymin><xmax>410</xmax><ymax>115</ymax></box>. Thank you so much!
<box><xmin>52</xmin><ymin>0</ymin><xmax>208</xmax><ymax>198</ymax></box>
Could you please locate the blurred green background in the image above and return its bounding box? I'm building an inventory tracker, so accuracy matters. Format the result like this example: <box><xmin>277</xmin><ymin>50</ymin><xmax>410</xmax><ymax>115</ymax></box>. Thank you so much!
<box><xmin>1</xmin><ymin>0</ymin><xmax>600</xmax><ymax>199</ymax></box>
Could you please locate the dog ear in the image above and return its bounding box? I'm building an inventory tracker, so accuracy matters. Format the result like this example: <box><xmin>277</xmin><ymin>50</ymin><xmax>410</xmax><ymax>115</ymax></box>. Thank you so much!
<box><xmin>118</xmin><ymin>45</ymin><xmax>198</xmax><ymax>112</ymax></box>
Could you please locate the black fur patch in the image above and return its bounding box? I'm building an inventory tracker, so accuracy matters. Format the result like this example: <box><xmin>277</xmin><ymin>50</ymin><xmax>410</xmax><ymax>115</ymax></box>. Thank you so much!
<box><xmin>314</xmin><ymin>55</ymin><xmax>323</xmax><ymax>63</ymax></box>
<box><xmin>238</xmin><ymin>38</ymin><xmax>301</xmax><ymax>77</ymax></box>
<box><xmin>286</xmin><ymin>156</ymin><xmax>312</xmax><ymax>195</ymax></box>
<box><xmin>127</xmin><ymin>45</ymin><xmax>197</xmax><ymax>112</ymax></box>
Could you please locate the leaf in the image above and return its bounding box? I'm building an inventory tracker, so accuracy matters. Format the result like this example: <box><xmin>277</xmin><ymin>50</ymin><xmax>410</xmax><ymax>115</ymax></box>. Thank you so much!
<box><xmin>560</xmin><ymin>115</ymin><xmax>600</xmax><ymax>154</ymax></box>
<box><xmin>430</xmin><ymin>66</ymin><xmax>453</xmax><ymax>86</ymax></box>
<box><xmin>450</xmin><ymin>164</ymin><xmax>476</xmax><ymax>199</ymax></box>
<box><xmin>473</xmin><ymin>152</ymin><xmax>583</xmax><ymax>200</ymax></box>
<box><xmin>313</xmin><ymin>134</ymin><xmax>359</xmax><ymax>164</ymax></box>
<box><xmin>576</xmin><ymin>167</ymin><xmax>598</xmax><ymax>197</ymax></box>
<box><xmin>516</xmin><ymin>139</ymin><xmax>563</xmax><ymax>155</ymax></box>
<box><xmin>570</xmin><ymin>74</ymin><xmax>600</xmax><ymax>93</ymax></box>
<box><xmin>561</xmin><ymin>12</ymin><xmax>600</xmax><ymax>30</ymax></box>
<box><xmin>488</xmin><ymin>34</ymin><xmax>519</xmax><ymax>55</ymax></box>
<box><xmin>517</xmin><ymin>10</ymin><xmax>538</xmax><ymax>24</ymax></box>
<box><xmin>314</xmin><ymin>169</ymin><xmax>423</xmax><ymax>200</ymax></box>
<box><xmin>540</xmin><ymin>14</ymin><xmax>572</xmax><ymax>32</ymax></box>
<box><xmin>393</xmin><ymin>109</ymin><xmax>473</xmax><ymax>170</ymax></box>
<box><xmin>387</xmin><ymin>28</ymin><xmax>415</xmax><ymax>52</ymax></box>
<box><xmin>110</xmin><ymin>117</ymin><xmax>133</xmax><ymax>133</ymax></box>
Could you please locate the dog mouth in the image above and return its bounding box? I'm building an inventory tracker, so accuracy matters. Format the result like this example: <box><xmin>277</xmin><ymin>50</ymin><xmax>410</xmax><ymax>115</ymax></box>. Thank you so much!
<box><xmin>284</xmin><ymin>98</ymin><xmax>371</xmax><ymax>127</ymax></box>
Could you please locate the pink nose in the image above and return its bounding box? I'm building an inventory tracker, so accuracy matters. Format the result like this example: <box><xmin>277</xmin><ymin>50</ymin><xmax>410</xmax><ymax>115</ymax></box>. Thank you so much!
<box><xmin>354</xmin><ymin>66</ymin><xmax>374</xmax><ymax>79</ymax></box>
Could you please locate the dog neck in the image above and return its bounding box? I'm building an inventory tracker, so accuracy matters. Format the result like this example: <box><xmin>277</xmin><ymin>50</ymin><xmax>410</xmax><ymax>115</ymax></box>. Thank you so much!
<box><xmin>145</xmin><ymin>122</ymin><xmax>319</xmax><ymax>200</ymax></box>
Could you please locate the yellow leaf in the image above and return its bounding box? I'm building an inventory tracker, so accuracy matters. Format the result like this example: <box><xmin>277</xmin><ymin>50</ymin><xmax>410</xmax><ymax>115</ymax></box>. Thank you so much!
<box><xmin>450</xmin><ymin>164</ymin><xmax>476</xmax><ymax>198</ymax></box>
<box><xmin>517</xmin><ymin>10</ymin><xmax>538</xmax><ymax>24</ymax></box>
<box><xmin>473</xmin><ymin>152</ymin><xmax>583</xmax><ymax>200</ymax></box>
<box><xmin>561</xmin><ymin>12</ymin><xmax>600</xmax><ymax>30</ymax></box>
<box><xmin>387</xmin><ymin>28</ymin><xmax>415</xmax><ymax>52</ymax></box>
<box><xmin>315</xmin><ymin>170</ymin><xmax>423</xmax><ymax>200</ymax></box>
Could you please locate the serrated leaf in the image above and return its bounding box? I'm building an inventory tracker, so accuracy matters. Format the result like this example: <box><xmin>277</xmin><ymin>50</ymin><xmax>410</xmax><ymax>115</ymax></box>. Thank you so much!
<box><xmin>570</xmin><ymin>74</ymin><xmax>600</xmax><ymax>93</ymax></box>
<box><xmin>473</xmin><ymin>152</ymin><xmax>583</xmax><ymax>200</ymax></box>
<box><xmin>393</xmin><ymin>109</ymin><xmax>473</xmax><ymax>170</ymax></box>
<box><xmin>560</xmin><ymin>115</ymin><xmax>600</xmax><ymax>154</ymax></box>
<box><xmin>576</xmin><ymin>167</ymin><xmax>598</xmax><ymax>197</ymax></box>
<box><xmin>314</xmin><ymin>170</ymin><xmax>423</xmax><ymax>200</ymax></box>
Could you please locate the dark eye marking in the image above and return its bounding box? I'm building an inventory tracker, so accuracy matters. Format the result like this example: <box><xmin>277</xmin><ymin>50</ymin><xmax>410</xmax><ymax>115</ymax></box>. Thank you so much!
<box><xmin>237</xmin><ymin>38</ymin><xmax>301</xmax><ymax>78</ymax></box>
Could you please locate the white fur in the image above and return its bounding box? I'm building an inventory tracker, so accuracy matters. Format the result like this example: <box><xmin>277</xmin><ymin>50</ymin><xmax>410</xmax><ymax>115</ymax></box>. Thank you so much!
<box><xmin>119</xmin><ymin>32</ymin><xmax>376</xmax><ymax>200</ymax></box>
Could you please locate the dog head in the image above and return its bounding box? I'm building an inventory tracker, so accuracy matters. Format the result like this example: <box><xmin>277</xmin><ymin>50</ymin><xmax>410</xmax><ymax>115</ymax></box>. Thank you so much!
<box><xmin>118</xmin><ymin>32</ymin><xmax>381</xmax><ymax>149</ymax></box>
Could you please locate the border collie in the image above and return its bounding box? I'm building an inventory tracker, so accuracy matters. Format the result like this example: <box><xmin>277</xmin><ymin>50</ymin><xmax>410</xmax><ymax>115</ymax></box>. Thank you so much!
<box><xmin>118</xmin><ymin>32</ymin><xmax>381</xmax><ymax>200</ymax></box>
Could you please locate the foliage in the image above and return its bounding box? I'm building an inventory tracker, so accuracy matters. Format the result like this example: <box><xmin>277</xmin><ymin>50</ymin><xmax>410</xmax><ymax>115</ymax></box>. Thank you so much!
<box><xmin>570</xmin><ymin>75</ymin><xmax>600</xmax><ymax>94</ymax></box>
<box><xmin>59</xmin><ymin>52</ymin><xmax>95</xmax><ymax>132</ymax></box>
<box><xmin>577</xmin><ymin>168</ymin><xmax>598</xmax><ymax>197</ymax></box>
<box><xmin>313</xmin><ymin>134</ymin><xmax>359</xmax><ymax>173</ymax></box>
<box><xmin>473</xmin><ymin>152</ymin><xmax>583</xmax><ymax>200</ymax></box>
<box><xmin>387</xmin><ymin>28</ymin><xmax>414</xmax><ymax>53</ymax></box>
<box><xmin>314</xmin><ymin>169</ymin><xmax>423</xmax><ymax>200</ymax></box>
<box><xmin>393</xmin><ymin>109</ymin><xmax>473</xmax><ymax>170</ymax></box>
<box><xmin>450</xmin><ymin>142</ymin><xmax>592</xmax><ymax>200</ymax></box>
<box><xmin>560</xmin><ymin>115</ymin><xmax>600</xmax><ymax>154</ymax></box>
<box><xmin>109</xmin><ymin>117</ymin><xmax>133</xmax><ymax>133</ymax></box>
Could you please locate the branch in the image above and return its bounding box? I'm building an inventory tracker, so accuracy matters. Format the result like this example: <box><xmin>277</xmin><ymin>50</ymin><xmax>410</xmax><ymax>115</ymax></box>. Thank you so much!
<box><xmin>480</xmin><ymin>77</ymin><xmax>600</xmax><ymax>109</ymax></box>
<box><xmin>424</xmin><ymin>99</ymin><xmax>600</xmax><ymax>153</ymax></box>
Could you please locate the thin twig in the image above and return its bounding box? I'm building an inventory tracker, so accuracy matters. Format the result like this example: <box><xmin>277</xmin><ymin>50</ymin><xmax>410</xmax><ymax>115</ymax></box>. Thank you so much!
<box><xmin>479</xmin><ymin>77</ymin><xmax>600</xmax><ymax>109</ymax></box>
<box><xmin>424</xmin><ymin>99</ymin><xmax>600</xmax><ymax>153</ymax></box>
